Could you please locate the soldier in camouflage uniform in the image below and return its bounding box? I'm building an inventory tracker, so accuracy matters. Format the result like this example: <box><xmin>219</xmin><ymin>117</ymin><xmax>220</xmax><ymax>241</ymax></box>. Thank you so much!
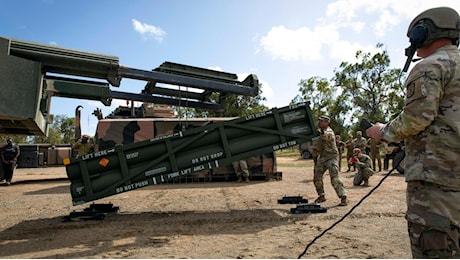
<box><xmin>232</xmin><ymin>160</ymin><xmax>250</xmax><ymax>183</ymax></box>
<box><xmin>312</xmin><ymin>115</ymin><xmax>348</xmax><ymax>206</ymax></box>
<box><xmin>368</xmin><ymin>138</ymin><xmax>382</xmax><ymax>172</ymax></box>
<box><xmin>366</xmin><ymin>7</ymin><xmax>460</xmax><ymax>258</ymax></box>
<box><xmin>335</xmin><ymin>135</ymin><xmax>346</xmax><ymax>172</ymax></box>
<box><xmin>345</xmin><ymin>135</ymin><xmax>356</xmax><ymax>172</ymax></box>
<box><xmin>349</xmin><ymin>148</ymin><xmax>374</xmax><ymax>186</ymax></box>
<box><xmin>72</xmin><ymin>135</ymin><xmax>95</xmax><ymax>156</ymax></box>
<box><xmin>353</xmin><ymin>131</ymin><xmax>368</xmax><ymax>154</ymax></box>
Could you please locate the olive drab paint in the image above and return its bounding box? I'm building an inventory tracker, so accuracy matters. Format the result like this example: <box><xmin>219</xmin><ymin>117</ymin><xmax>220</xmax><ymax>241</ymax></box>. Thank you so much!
<box><xmin>0</xmin><ymin>36</ymin><xmax>260</xmax><ymax>136</ymax></box>
<box><xmin>66</xmin><ymin>103</ymin><xmax>317</xmax><ymax>205</ymax></box>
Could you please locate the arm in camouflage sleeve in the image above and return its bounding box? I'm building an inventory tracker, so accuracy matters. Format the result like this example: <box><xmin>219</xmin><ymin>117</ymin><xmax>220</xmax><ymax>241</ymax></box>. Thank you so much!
<box><xmin>382</xmin><ymin>62</ymin><xmax>444</xmax><ymax>142</ymax></box>
<box><xmin>312</xmin><ymin>141</ymin><xmax>319</xmax><ymax>164</ymax></box>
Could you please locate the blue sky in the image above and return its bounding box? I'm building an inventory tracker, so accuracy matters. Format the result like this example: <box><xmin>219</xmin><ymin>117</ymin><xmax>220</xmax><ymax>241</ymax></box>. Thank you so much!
<box><xmin>1</xmin><ymin>0</ymin><xmax>460</xmax><ymax>136</ymax></box>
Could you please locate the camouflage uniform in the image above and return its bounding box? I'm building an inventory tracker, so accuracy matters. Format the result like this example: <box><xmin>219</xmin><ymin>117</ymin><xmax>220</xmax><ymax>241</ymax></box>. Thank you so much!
<box><xmin>381</xmin><ymin>44</ymin><xmax>460</xmax><ymax>258</ymax></box>
<box><xmin>72</xmin><ymin>142</ymin><xmax>95</xmax><ymax>156</ymax></box>
<box><xmin>335</xmin><ymin>136</ymin><xmax>345</xmax><ymax>172</ymax></box>
<box><xmin>368</xmin><ymin>138</ymin><xmax>382</xmax><ymax>172</ymax></box>
<box><xmin>352</xmin><ymin>153</ymin><xmax>374</xmax><ymax>186</ymax></box>
<box><xmin>345</xmin><ymin>136</ymin><xmax>355</xmax><ymax>171</ymax></box>
<box><xmin>313</xmin><ymin>126</ymin><xmax>346</xmax><ymax>200</ymax></box>
<box><xmin>353</xmin><ymin>135</ymin><xmax>368</xmax><ymax>154</ymax></box>
<box><xmin>72</xmin><ymin>135</ymin><xmax>95</xmax><ymax>156</ymax></box>
<box><xmin>232</xmin><ymin>160</ymin><xmax>250</xmax><ymax>182</ymax></box>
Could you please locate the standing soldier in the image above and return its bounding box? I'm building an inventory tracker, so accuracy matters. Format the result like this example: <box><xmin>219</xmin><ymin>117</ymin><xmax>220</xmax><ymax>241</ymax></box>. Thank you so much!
<box><xmin>335</xmin><ymin>135</ymin><xmax>345</xmax><ymax>172</ymax></box>
<box><xmin>72</xmin><ymin>135</ymin><xmax>95</xmax><ymax>157</ymax></box>
<box><xmin>366</xmin><ymin>6</ymin><xmax>460</xmax><ymax>258</ymax></box>
<box><xmin>1</xmin><ymin>138</ymin><xmax>20</xmax><ymax>185</ymax></box>
<box><xmin>368</xmin><ymin>137</ymin><xmax>382</xmax><ymax>172</ymax></box>
<box><xmin>232</xmin><ymin>160</ymin><xmax>250</xmax><ymax>183</ymax></box>
<box><xmin>345</xmin><ymin>135</ymin><xmax>355</xmax><ymax>172</ymax></box>
<box><xmin>353</xmin><ymin>131</ymin><xmax>368</xmax><ymax>154</ymax></box>
<box><xmin>312</xmin><ymin>115</ymin><xmax>348</xmax><ymax>206</ymax></box>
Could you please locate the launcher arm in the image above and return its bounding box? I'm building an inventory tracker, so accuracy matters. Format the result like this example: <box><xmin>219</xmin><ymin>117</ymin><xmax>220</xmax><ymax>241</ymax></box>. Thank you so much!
<box><xmin>0</xmin><ymin>36</ymin><xmax>260</xmax><ymax>136</ymax></box>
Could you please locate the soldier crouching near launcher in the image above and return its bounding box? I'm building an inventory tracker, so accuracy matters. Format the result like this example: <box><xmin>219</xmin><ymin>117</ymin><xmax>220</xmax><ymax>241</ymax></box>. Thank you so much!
<box><xmin>366</xmin><ymin>6</ymin><xmax>460</xmax><ymax>258</ymax></box>
<box><xmin>349</xmin><ymin>148</ymin><xmax>374</xmax><ymax>186</ymax></box>
<box><xmin>311</xmin><ymin>115</ymin><xmax>348</xmax><ymax>206</ymax></box>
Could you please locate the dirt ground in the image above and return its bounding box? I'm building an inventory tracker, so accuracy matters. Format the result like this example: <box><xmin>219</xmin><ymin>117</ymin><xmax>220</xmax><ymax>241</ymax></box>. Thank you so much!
<box><xmin>0</xmin><ymin>157</ymin><xmax>411</xmax><ymax>259</ymax></box>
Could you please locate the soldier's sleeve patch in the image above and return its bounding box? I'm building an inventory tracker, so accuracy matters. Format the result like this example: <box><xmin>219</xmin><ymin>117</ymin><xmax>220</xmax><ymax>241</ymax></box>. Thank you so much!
<box><xmin>406</xmin><ymin>82</ymin><xmax>415</xmax><ymax>99</ymax></box>
<box><xmin>405</xmin><ymin>77</ymin><xmax>428</xmax><ymax>106</ymax></box>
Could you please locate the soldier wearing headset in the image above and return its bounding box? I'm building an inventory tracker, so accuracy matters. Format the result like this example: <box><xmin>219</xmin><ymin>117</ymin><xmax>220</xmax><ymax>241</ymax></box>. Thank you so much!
<box><xmin>366</xmin><ymin>7</ymin><xmax>460</xmax><ymax>258</ymax></box>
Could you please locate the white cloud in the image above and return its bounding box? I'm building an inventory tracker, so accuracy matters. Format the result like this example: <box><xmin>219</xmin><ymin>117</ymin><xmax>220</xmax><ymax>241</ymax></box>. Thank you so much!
<box><xmin>325</xmin><ymin>0</ymin><xmax>360</xmax><ymax>21</ymax></box>
<box><xmin>374</xmin><ymin>9</ymin><xmax>400</xmax><ymax>37</ymax></box>
<box><xmin>325</xmin><ymin>0</ymin><xmax>460</xmax><ymax>37</ymax></box>
<box><xmin>132</xmin><ymin>19</ymin><xmax>166</xmax><ymax>43</ymax></box>
<box><xmin>329</xmin><ymin>41</ymin><xmax>380</xmax><ymax>63</ymax></box>
<box><xmin>349</xmin><ymin>21</ymin><xmax>365</xmax><ymax>33</ymax></box>
<box><xmin>258</xmin><ymin>0</ymin><xmax>460</xmax><ymax>64</ymax></box>
<box><xmin>259</xmin><ymin>25</ymin><xmax>329</xmax><ymax>62</ymax></box>
<box><xmin>259</xmin><ymin>78</ymin><xmax>273</xmax><ymax>101</ymax></box>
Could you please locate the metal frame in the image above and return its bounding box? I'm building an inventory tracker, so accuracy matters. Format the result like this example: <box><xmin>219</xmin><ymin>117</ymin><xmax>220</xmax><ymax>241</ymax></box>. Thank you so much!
<box><xmin>67</xmin><ymin>103</ymin><xmax>317</xmax><ymax>205</ymax></box>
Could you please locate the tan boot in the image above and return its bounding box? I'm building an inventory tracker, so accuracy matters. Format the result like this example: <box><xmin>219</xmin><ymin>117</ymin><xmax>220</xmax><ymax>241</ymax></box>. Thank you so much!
<box><xmin>314</xmin><ymin>195</ymin><xmax>326</xmax><ymax>203</ymax></box>
<box><xmin>236</xmin><ymin>176</ymin><xmax>242</xmax><ymax>183</ymax></box>
<box><xmin>339</xmin><ymin>196</ymin><xmax>348</xmax><ymax>206</ymax></box>
<box><xmin>245</xmin><ymin>176</ymin><xmax>250</xmax><ymax>183</ymax></box>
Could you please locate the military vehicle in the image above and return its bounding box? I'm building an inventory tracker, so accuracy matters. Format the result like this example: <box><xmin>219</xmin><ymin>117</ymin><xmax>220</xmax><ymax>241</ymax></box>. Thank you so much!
<box><xmin>66</xmin><ymin>102</ymin><xmax>316</xmax><ymax>205</ymax></box>
<box><xmin>0</xmin><ymin>36</ymin><xmax>317</xmax><ymax>206</ymax></box>
<box><xmin>91</xmin><ymin>104</ymin><xmax>278</xmax><ymax>182</ymax></box>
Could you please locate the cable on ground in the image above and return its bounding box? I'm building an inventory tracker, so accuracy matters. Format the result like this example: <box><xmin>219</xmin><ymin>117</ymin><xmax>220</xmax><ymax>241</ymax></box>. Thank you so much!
<box><xmin>297</xmin><ymin>160</ymin><xmax>403</xmax><ymax>259</ymax></box>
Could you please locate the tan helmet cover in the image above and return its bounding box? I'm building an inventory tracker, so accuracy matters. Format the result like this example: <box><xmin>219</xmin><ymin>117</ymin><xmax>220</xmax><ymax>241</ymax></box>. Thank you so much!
<box><xmin>407</xmin><ymin>7</ymin><xmax>460</xmax><ymax>45</ymax></box>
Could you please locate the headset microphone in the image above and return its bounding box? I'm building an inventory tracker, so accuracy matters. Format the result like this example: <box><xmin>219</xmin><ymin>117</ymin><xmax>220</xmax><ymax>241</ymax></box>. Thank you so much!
<box><xmin>402</xmin><ymin>46</ymin><xmax>416</xmax><ymax>73</ymax></box>
<box><xmin>402</xmin><ymin>23</ymin><xmax>428</xmax><ymax>73</ymax></box>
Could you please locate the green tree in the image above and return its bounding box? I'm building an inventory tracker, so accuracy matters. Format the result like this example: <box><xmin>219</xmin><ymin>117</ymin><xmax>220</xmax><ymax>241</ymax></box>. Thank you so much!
<box><xmin>294</xmin><ymin>77</ymin><xmax>351</xmax><ymax>137</ymax></box>
<box><xmin>334</xmin><ymin>43</ymin><xmax>405</xmax><ymax>125</ymax></box>
<box><xmin>295</xmin><ymin>76</ymin><xmax>334</xmax><ymax>117</ymax></box>
<box><xmin>59</xmin><ymin>116</ymin><xmax>76</xmax><ymax>143</ymax></box>
<box><xmin>0</xmin><ymin>136</ymin><xmax>28</xmax><ymax>144</ymax></box>
<box><xmin>32</xmin><ymin>127</ymin><xmax>59</xmax><ymax>144</ymax></box>
<box><xmin>295</xmin><ymin>43</ymin><xmax>405</xmax><ymax>137</ymax></box>
<box><xmin>30</xmin><ymin>115</ymin><xmax>75</xmax><ymax>144</ymax></box>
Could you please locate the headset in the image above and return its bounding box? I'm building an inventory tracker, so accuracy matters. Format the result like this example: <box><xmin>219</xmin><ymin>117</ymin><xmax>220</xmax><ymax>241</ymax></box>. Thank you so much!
<box><xmin>403</xmin><ymin>18</ymin><xmax>460</xmax><ymax>72</ymax></box>
<box><xmin>409</xmin><ymin>22</ymin><xmax>429</xmax><ymax>49</ymax></box>
<box><xmin>403</xmin><ymin>20</ymin><xmax>430</xmax><ymax>73</ymax></box>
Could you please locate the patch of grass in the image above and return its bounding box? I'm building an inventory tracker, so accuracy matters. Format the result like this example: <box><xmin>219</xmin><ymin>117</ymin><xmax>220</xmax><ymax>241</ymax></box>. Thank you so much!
<box><xmin>275</xmin><ymin>148</ymin><xmax>300</xmax><ymax>158</ymax></box>
<box><xmin>275</xmin><ymin>149</ymin><xmax>315</xmax><ymax>168</ymax></box>
<box><xmin>276</xmin><ymin>160</ymin><xmax>314</xmax><ymax>168</ymax></box>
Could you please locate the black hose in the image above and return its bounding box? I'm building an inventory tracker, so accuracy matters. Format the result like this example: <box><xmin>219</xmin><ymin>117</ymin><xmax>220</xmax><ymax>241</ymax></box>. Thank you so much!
<box><xmin>297</xmin><ymin>155</ymin><xmax>404</xmax><ymax>258</ymax></box>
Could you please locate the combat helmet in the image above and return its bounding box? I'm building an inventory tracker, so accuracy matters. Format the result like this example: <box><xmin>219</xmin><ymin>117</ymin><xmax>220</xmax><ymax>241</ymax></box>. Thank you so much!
<box><xmin>318</xmin><ymin>115</ymin><xmax>330</xmax><ymax>122</ymax></box>
<box><xmin>407</xmin><ymin>7</ymin><xmax>460</xmax><ymax>49</ymax></box>
<box><xmin>403</xmin><ymin>7</ymin><xmax>460</xmax><ymax>72</ymax></box>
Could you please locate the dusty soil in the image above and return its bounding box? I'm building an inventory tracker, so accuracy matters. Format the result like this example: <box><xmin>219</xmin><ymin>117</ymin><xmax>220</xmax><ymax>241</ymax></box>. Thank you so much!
<box><xmin>0</xmin><ymin>157</ymin><xmax>411</xmax><ymax>259</ymax></box>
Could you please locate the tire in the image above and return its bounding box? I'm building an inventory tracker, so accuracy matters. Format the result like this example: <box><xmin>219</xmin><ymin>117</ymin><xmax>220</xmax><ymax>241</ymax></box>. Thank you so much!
<box><xmin>302</xmin><ymin>150</ymin><xmax>311</xmax><ymax>159</ymax></box>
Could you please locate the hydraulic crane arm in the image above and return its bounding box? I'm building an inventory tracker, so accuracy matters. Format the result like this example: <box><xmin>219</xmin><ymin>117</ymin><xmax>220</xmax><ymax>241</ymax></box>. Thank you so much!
<box><xmin>0</xmin><ymin>36</ymin><xmax>259</xmax><ymax>136</ymax></box>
